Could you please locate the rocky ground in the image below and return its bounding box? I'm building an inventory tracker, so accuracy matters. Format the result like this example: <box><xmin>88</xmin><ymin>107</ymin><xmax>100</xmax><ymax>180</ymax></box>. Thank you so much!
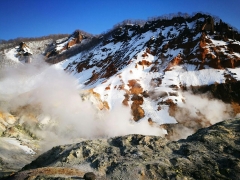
<box><xmin>4</xmin><ymin>118</ymin><xmax>240</xmax><ymax>180</ymax></box>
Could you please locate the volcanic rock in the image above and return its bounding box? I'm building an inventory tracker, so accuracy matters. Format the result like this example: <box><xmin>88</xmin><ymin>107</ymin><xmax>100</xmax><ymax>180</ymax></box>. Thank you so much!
<box><xmin>7</xmin><ymin>118</ymin><xmax>239</xmax><ymax>180</ymax></box>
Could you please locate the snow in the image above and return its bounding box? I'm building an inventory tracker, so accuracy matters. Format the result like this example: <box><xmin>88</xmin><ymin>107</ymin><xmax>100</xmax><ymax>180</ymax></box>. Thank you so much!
<box><xmin>54</xmin><ymin>53</ymin><xmax>79</xmax><ymax>70</ymax></box>
<box><xmin>179</xmin><ymin>68</ymin><xmax>225</xmax><ymax>86</ymax></box>
<box><xmin>23</xmin><ymin>46</ymin><xmax>32</xmax><ymax>54</ymax></box>
<box><xmin>141</xmin><ymin>98</ymin><xmax>177</xmax><ymax>124</ymax></box>
<box><xmin>56</xmin><ymin>37</ymin><xmax>68</xmax><ymax>43</ymax></box>
<box><xmin>5</xmin><ymin>48</ymin><xmax>19</xmax><ymax>62</ymax></box>
<box><xmin>227</xmin><ymin>68</ymin><xmax>240</xmax><ymax>80</ymax></box>
<box><xmin>162</xmin><ymin>26</ymin><xmax>174</xmax><ymax>37</ymax></box>
<box><xmin>210</xmin><ymin>39</ymin><xmax>228</xmax><ymax>46</ymax></box>
<box><xmin>164</xmin><ymin>48</ymin><xmax>183</xmax><ymax>58</ymax></box>
<box><xmin>2</xmin><ymin>137</ymin><xmax>36</xmax><ymax>155</ymax></box>
<box><xmin>75</xmin><ymin>67</ymin><xmax>98</xmax><ymax>88</ymax></box>
<box><xmin>186</xmin><ymin>21</ymin><xmax>195</xmax><ymax>29</ymax></box>
<box><xmin>193</xmin><ymin>33</ymin><xmax>201</xmax><ymax>41</ymax></box>
<box><xmin>55</xmin><ymin>37</ymin><xmax>74</xmax><ymax>51</ymax></box>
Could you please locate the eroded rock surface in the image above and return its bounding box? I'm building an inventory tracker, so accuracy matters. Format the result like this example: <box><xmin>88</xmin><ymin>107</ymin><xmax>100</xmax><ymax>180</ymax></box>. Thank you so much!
<box><xmin>7</xmin><ymin>118</ymin><xmax>240</xmax><ymax>180</ymax></box>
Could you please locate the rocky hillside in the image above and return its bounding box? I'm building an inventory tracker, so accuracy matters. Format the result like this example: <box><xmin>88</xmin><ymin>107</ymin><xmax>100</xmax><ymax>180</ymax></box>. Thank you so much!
<box><xmin>52</xmin><ymin>13</ymin><xmax>240</xmax><ymax>138</ymax></box>
<box><xmin>5</xmin><ymin>118</ymin><xmax>240</xmax><ymax>180</ymax></box>
<box><xmin>0</xmin><ymin>30</ymin><xmax>90</xmax><ymax>68</ymax></box>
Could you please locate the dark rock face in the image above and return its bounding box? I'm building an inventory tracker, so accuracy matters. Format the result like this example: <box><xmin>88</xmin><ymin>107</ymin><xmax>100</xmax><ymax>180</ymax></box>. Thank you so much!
<box><xmin>83</xmin><ymin>172</ymin><xmax>96</xmax><ymax>180</ymax></box>
<box><xmin>13</xmin><ymin>42</ymin><xmax>32</xmax><ymax>63</ymax></box>
<box><xmin>19</xmin><ymin>118</ymin><xmax>240</xmax><ymax>179</ymax></box>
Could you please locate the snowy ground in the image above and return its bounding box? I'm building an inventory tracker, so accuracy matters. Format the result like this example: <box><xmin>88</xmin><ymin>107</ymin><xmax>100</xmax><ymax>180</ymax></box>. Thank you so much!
<box><xmin>0</xmin><ymin>137</ymin><xmax>37</xmax><ymax>171</ymax></box>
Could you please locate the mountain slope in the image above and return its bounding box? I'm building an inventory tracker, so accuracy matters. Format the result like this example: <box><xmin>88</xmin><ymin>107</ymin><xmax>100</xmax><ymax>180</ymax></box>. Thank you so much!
<box><xmin>1</xmin><ymin>13</ymin><xmax>240</xmax><ymax>140</ymax></box>
<box><xmin>51</xmin><ymin>13</ymin><xmax>240</xmax><ymax>138</ymax></box>
<box><xmin>1</xmin><ymin>13</ymin><xmax>240</xmax><ymax>138</ymax></box>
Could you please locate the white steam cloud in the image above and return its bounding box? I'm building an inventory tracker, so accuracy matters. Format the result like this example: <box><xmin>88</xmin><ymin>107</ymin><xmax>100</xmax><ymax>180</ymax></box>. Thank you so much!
<box><xmin>0</xmin><ymin>56</ymin><xmax>165</xmax><ymax>150</ymax></box>
<box><xmin>168</xmin><ymin>91</ymin><xmax>233</xmax><ymax>140</ymax></box>
<box><xmin>180</xmin><ymin>91</ymin><xmax>232</xmax><ymax>124</ymax></box>
<box><xmin>0</xmin><ymin>55</ymin><xmax>234</xmax><ymax>149</ymax></box>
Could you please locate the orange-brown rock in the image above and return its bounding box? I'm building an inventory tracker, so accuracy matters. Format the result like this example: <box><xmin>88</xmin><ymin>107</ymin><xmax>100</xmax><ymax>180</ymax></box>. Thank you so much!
<box><xmin>88</xmin><ymin>89</ymin><xmax>101</xmax><ymax>98</ymax></box>
<box><xmin>172</xmin><ymin>54</ymin><xmax>182</xmax><ymax>66</ymax></box>
<box><xmin>162</xmin><ymin>99</ymin><xmax>177</xmax><ymax>117</ymax></box>
<box><xmin>126</xmin><ymin>80</ymin><xmax>145</xmax><ymax>121</ymax></box>
<box><xmin>46</xmin><ymin>30</ymin><xmax>84</xmax><ymax>58</ymax></box>
<box><xmin>88</xmin><ymin>89</ymin><xmax>109</xmax><ymax>110</ymax></box>
<box><xmin>165</xmin><ymin>54</ymin><xmax>182</xmax><ymax>71</ymax></box>
<box><xmin>131</xmin><ymin>101</ymin><xmax>145</xmax><ymax>121</ymax></box>
<box><xmin>103</xmin><ymin>62</ymin><xmax>118</xmax><ymax>79</ymax></box>
<box><xmin>231</xmin><ymin>102</ymin><xmax>240</xmax><ymax>116</ymax></box>
<box><xmin>19</xmin><ymin>42</ymin><xmax>28</xmax><ymax>51</ymax></box>
<box><xmin>199</xmin><ymin>39</ymin><xmax>206</xmax><ymax>48</ymax></box>
<box><xmin>128</xmin><ymin>80</ymin><xmax>143</xmax><ymax>95</ymax></box>
<box><xmin>141</xmin><ymin>52</ymin><xmax>148</xmax><ymax>57</ymax></box>
<box><xmin>200</xmin><ymin>48</ymin><xmax>209</xmax><ymax>61</ymax></box>
<box><xmin>131</xmin><ymin>95</ymin><xmax>144</xmax><ymax>121</ymax></box>
<box><xmin>105</xmin><ymin>85</ymin><xmax>111</xmax><ymax>90</ymax></box>
<box><xmin>131</xmin><ymin>95</ymin><xmax>143</xmax><ymax>105</ymax></box>
<box><xmin>138</xmin><ymin>60</ymin><xmax>151</xmax><ymax>66</ymax></box>
<box><xmin>122</xmin><ymin>93</ymin><xmax>129</xmax><ymax>106</ymax></box>
<box><xmin>86</xmin><ymin>73</ymin><xmax>99</xmax><ymax>85</ymax></box>
<box><xmin>67</xmin><ymin>30</ymin><xmax>84</xmax><ymax>49</ymax></box>
<box><xmin>103</xmin><ymin>101</ymin><xmax>110</xmax><ymax>110</ymax></box>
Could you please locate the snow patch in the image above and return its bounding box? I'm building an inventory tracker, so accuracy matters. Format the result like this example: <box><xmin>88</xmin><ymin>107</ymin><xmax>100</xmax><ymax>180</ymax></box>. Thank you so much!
<box><xmin>3</xmin><ymin>137</ymin><xmax>36</xmax><ymax>155</ymax></box>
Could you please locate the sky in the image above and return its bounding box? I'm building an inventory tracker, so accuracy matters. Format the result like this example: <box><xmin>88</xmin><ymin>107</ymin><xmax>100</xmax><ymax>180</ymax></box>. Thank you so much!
<box><xmin>0</xmin><ymin>0</ymin><xmax>240</xmax><ymax>40</ymax></box>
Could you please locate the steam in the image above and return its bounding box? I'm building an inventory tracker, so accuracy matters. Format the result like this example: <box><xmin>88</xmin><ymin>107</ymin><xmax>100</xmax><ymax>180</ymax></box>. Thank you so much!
<box><xmin>0</xmin><ymin>55</ymin><xmax>234</xmax><ymax>148</ymax></box>
<box><xmin>0</xmin><ymin>56</ymin><xmax>165</xmax><ymax>150</ymax></box>
<box><xmin>180</xmin><ymin>92</ymin><xmax>232</xmax><ymax>124</ymax></box>
<box><xmin>168</xmin><ymin>91</ymin><xmax>233</xmax><ymax>140</ymax></box>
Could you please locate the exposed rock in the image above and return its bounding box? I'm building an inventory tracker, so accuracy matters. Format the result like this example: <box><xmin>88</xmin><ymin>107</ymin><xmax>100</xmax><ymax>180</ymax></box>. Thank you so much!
<box><xmin>4</xmin><ymin>167</ymin><xmax>86</xmax><ymax>180</ymax></box>
<box><xmin>14</xmin><ymin>42</ymin><xmax>32</xmax><ymax>63</ymax></box>
<box><xmin>0</xmin><ymin>111</ymin><xmax>17</xmax><ymax>133</ymax></box>
<box><xmin>10</xmin><ymin>118</ymin><xmax>240</xmax><ymax>180</ymax></box>
<box><xmin>83</xmin><ymin>172</ymin><xmax>96</xmax><ymax>180</ymax></box>
<box><xmin>0</xmin><ymin>138</ymin><xmax>38</xmax><ymax>178</ymax></box>
<box><xmin>127</xmin><ymin>80</ymin><xmax>145</xmax><ymax>121</ymax></box>
<box><xmin>45</xmin><ymin>30</ymin><xmax>88</xmax><ymax>58</ymax></box>
<box><xmin>201</xmin><ymin>16</ymin><xmax>214</xmax><ymax>32</ymax></box>
<box><xmin>17</xmin><ymin>42</ymin><xmax>32</xmax><ymax>56</ymax></box>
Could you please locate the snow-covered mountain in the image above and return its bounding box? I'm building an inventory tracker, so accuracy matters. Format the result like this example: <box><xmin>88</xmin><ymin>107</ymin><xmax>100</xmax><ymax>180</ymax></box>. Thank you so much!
<box><xmin>53</xmin><ymin>13</ymin><xmax>240</xmax><ymax>137</ymax></box>
<box><xmin>1</xmin><ymin>13</ymin><xmax>240</xmax><ymax>139</ymax></box>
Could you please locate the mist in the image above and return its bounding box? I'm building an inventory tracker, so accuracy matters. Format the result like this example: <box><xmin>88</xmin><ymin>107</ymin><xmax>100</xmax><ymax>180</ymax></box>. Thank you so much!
<box><xmin>0</xmin><ymin>55</ymin><xmax>234</xmax><ymax>149</ymax></box>
<box><xmin>168</xmin><ymin>91</ymin><xmax>233</xmax><ymax>140</ymax></box>
<box><xmin>0</xmin><ymin>56</ymin><xmax>166</xmax><ymax>150</ymax></box>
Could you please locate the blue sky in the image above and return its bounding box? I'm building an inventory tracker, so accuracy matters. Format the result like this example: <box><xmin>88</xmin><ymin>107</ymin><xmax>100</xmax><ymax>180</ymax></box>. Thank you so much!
<box><xmin>0</xmin><ymin>0</ymin><xmax>240</xmax><ymax>40</ymax></box>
